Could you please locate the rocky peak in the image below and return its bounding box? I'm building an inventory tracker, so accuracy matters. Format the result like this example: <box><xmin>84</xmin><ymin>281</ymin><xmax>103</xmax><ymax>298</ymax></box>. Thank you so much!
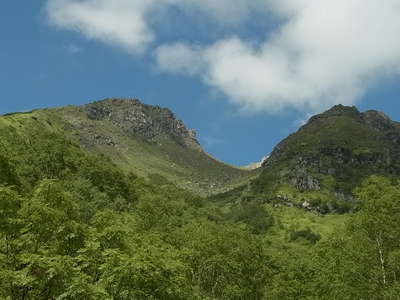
<box><xmin>362</xmin><ymin>110</ymin><xmax>395</xmax><ymax>131</ymax></box>
<box><xmin>306</xmin><ymin>105</ymin><xmax>361</xmax><ymax>126</ymax></box>
<box><xmin>260</xmin><ymin>104</ymin><xmax>400</xmax><ymax>200</ymax></box>
<box><xmin>295</xmin><ymin>105</ymin><xmax>399</xmax><ymax>137</ymax></box>
<box><xmin>305</xmin><ymin>105</ymin><xmax>397</xmax><ymax>131</ymax></box>
<box><xmin>83</xmin><ymin>98</ymin><xmax>201</xmax><ymax>150</ymax></box>
<box><xmin>323</xmin><ymin>104</ymin><xmax>360</xmax><ymax>116</ymax></box>
<box><xmin>264</xmin><ymin>105</ymin><xmax>399</xmax><ymax>165</ymax></box>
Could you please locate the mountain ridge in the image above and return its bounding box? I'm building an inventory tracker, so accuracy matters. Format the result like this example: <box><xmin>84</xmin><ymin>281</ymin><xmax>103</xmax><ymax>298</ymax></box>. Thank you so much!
<box><xmin>2</xmin><ymin>99</ymin><xmax>399</xmax><ymax>205</ymax></box>
<box><xmin>0</xmin><ymin>98</ymin><xmax>259</xmax><ymax>195</ymax></box>
<box><xmin>245</xmin><ymin>103</ymin><xmax>400</xmax><ymax>213</ymax></box>
<box><xmin>82</xmin><ymin>98</ymin><xmax>202</xmax><ymax>151</ymax></box>
<box><xmin>1</xmin><ymin>99</ymin><xmax>400</xmax><ymax>299</ymax></box>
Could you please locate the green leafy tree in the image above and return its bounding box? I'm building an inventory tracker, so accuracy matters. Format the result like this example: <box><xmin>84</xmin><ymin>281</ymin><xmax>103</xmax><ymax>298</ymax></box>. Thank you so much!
<box><xmin>308</xmin><ymin>176</ymin><xmax>400</xmax><ymax>299</ymax></box>
<box><xmin>177</xmin><ymin>221</ymin><xmax>270</xmax><ymax>299</ymax></box>
<box><xmin>230</xmin><ymin>201</ymin><xmax>274</xmax><ymax>234</ymax></box>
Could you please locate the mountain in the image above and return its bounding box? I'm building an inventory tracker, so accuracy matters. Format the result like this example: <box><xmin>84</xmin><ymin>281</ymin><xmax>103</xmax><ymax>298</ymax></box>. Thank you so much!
<box><xmin>1</xmin><ymin>98</ymin><xmax>258</xmax><ymax>195</ymax></box>
<box><xmin>3</xmin><ymin>100</ymin><xmax>399</xmax><ymax>206</ymax></box>
<box><xmin>3</xmin><ymin>100</ymin><xmax>400</xmax><ymax>299</ymax></box>
<box><xmin>249</xmin><ymin>104</ymin><xmax>400</xmax><ymax>212</ymax></box>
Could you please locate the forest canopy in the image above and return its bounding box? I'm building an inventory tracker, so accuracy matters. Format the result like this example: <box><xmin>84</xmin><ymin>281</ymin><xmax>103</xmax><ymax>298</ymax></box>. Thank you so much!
<box><xmin>1</xmin><ymin>119</ymin><xmax>400</xmax><ymax>299</ymax></box>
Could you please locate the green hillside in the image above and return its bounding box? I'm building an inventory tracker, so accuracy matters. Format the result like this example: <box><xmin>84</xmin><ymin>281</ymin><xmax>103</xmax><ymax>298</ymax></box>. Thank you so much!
<box><xmin>242</xmin><ymin>105</ymin><xmax>400</xmax><ymax>213</ymax></box>
<box><xmin>54</xmin><ymin>99</ymin><xmax>260</xmax><ymax>195</ymax></box>
<box><xmin>1</xmin><ymin>102</ymin><xmax>400</xmax><ymax>299</ymax></box>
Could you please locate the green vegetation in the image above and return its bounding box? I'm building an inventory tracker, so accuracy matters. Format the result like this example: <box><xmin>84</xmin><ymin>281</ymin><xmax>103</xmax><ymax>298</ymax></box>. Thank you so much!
<box><xmin>244</xmin><ymin>105</ymin><xmax>400</xmax><ymax>212</ymax></box>
<box><xmin>54</xmin><ymin>101</ymin><xmax>259</xmax><ymax>196</ymax></box>
<box><xmin>266</xmin><ymin>176</ymin><xmax>400</xmax><ymax>299</ymax></box>
<box><xmin>1</xmin><ymin>103</ymin><xmax>400</xmax><ymax>298</ymax></box>
<box><xmin>0</xmin><ymin>114</ymin><xmax>268</xmax><ymax>299</ymax></box>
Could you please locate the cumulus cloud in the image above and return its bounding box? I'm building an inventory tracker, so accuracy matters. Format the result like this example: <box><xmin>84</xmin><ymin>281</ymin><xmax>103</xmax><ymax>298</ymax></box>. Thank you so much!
<box><xmin>46</xmin><ymin>0</ymin><xmax>400</xmax><ymax>113</ymax></box>
<box><xmin>45</xmin><ymin>0</ymin><xmax>263</xmax><ymax>53</ymax></box>
<box><xmin>157</xmin><ymin>0</ymin><xmax>400</xmax><ymax>112</ymax></box>
<box><xmin>46</xmin><ymin>0</ymin><xmax>156</xmax><ymax>53</ymax></box>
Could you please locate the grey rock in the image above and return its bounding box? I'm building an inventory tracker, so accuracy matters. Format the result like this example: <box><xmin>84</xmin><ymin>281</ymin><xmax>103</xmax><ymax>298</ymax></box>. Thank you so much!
<box><xmin>292</xmin><ymin>171</ymin><xmax>320</xmax><ymax>192</ymax></box>
<box><xmin>84</xmin><ymin>98</ymin><xmax>201</xmax><ymax>150</ymax></box>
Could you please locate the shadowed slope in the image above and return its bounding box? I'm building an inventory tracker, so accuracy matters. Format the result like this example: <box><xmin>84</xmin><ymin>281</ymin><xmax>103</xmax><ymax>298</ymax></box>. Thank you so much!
<box><xmin>249</xmin><ymin>104</ymin><xmax>400</xmax><ymax>212</ymax></box>
<box><xmin>4</xmin><ymin>98</ymin><xmax>258</xmax><ymax>195</ymax></box>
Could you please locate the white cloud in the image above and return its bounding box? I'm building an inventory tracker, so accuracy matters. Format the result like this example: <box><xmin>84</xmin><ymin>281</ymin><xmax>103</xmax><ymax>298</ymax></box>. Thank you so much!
<box><xmin>46</xmin><ymin>0</ymin><xmax>263</xmax><ymax>53</ymax></box>
<box><xmin>46</xmin><ymin>0</ymin><xmax>400</xmax><ymax>113</ymax></box>
<box><xmin>46</xmin><ymin>0</ymin><xmax>156</xmax><ymax>53</ymax></box>
<box><xmin>157</xmin><ymin>0</ymin><xmax>400</xmax><ymax>112</ymax></box>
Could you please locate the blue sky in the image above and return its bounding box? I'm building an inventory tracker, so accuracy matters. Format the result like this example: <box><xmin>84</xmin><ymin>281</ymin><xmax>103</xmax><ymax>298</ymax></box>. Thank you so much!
<box><xmin>1</xmin><ymin>1</ymin><xmax>400</xmax><ymax>166</ymax></box>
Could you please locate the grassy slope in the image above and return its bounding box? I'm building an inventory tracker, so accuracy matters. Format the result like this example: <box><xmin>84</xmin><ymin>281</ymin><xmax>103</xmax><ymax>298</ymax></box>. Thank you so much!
<box><xmin>0</xmin><ymin>110</ymin><xmax>64</xmax><ymax>145</ymax></box>
<box><xmin>0</xmin><ymin>105</ymin><xmax>357</xmax><ymax>240</ymax></box>
<box><xmin>272</xmin><ymin>113</ymin><xmax>389</xmax><ymax>159</ymax></box>
<box><xmin>245</xmin><ymin>109</ymin><xmax>400</xmax><ymax>211</ymax></box>
<box><xmin>0</xmin><ymin>107</ymin><xmax>355</xmax><ymax>276</ymax></box>
<box><xmin>268</xmin><ymin>205</ymin><xmax>347</xmax><ymax>241</ymax></box>
<box><xmin>0</xmin><ymin>107</ymin><xmax>259</xmax><ymax>196</ymax></box>
<box><xmin>3</xmin><ymin>105</ymin><xmax>399</xmax><ymax>299</ymax></box>
<box><xmin>1</xmin><ymin>108</ymin><xmax>344</xmax><ymax>246</ymax></box>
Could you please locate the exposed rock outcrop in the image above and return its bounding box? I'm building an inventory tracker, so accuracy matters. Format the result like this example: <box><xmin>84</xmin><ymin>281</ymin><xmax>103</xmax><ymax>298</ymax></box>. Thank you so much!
<box><xmin>84</xmin><ymin>98</ymin><xmax>201</xmax><ymax>150</ymax></box>
<box><xmin>292</xmin><ymin>172</ymin><xmax>320</xmax><ymax>192</ymax></box>
<box><xmin>255</xmin><ymin>104</ymin><xmax>400</xmax><ymax>210</ymax></box>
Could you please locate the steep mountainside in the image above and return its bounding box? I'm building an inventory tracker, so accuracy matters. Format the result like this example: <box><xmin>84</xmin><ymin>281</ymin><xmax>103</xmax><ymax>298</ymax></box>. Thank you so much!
<box><xmin>2</xmin><ymin>100</ymin><xmax>400</xmax><ymax>299</ymax></box>
<box><xmin>3</xmin><ymin>100</ymin><xmax>399</xmax><ymax>208</ymax></box>
<box><xmin>1</xmin><ymin>99</ymin><xmax>258</xmax><ymax>195</ymax></box>
<box><xmin>249</xmin><ymin>104</ymin><xmax>400</xmax><ymax>212</ymax></box>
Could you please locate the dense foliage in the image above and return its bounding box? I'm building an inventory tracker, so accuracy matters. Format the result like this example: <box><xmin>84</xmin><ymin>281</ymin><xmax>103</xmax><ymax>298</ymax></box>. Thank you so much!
<box><xmin>268</xmin><ymin>176</ymin><xmax>400</xmax><ymax>299</ymax></box>
<box><xmin>0</xmin><ymin>123</ymin><xmax>270</xmax><ymax>299</ymax></box>
<box><xmin>1</xmin><ymin>112</ymin><xmax>400</xmax><ymax>299</ymax></box>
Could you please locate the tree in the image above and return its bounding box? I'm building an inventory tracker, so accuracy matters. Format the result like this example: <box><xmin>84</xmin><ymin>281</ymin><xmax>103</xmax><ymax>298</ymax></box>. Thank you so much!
<box><xmin>308</xmin><ymin>176</ymin><xmax>400</xmax><ymax>299</ymax></box>
<box><xmin>352</xmin><ymin>176</ymin><xmax>400</xmax><ymax>296</ymax></box>
<box><xmin>177</xmin><ymin>221</ymin><xmax>270</xmax><ymax>299</ymax></box>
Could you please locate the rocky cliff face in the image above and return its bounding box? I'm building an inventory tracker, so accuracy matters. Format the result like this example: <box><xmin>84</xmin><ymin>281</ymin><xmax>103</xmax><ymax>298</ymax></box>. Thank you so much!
<box><xmin>253</xmin><ymin>104</ymin><xmax>400</xmax><ymax>212</ymax></box>
<box><xmin>264</xmin><ymin>105</ymin><xmax>400</xmax><ymax>167</ymax></box>
<box><xmin>52</xmin><ymin>98</ymin><xmax>257</xmax><ymax>195</ymax></box>
<box><xmin>83</xmin><ymin>98</ymin><xmax>201</xmax><ymax>150</ymax></box>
